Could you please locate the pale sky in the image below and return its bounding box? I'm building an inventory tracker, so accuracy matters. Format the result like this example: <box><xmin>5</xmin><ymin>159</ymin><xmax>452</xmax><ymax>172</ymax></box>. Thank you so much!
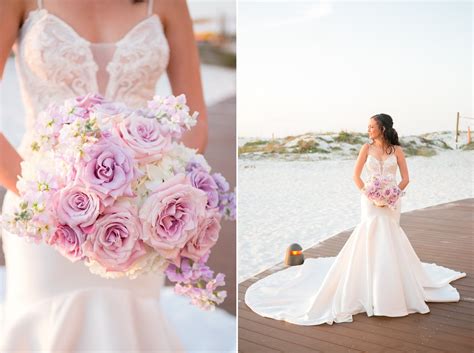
<box><xmin>237</xmin><ymin>0</ymin><xmax>473</xmax><ymax>137</ymax></box>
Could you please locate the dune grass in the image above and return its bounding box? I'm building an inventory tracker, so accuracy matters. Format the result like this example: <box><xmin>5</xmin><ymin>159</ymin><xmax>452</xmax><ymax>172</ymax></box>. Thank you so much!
<box><xmin>291</xmin><ymin>140</ymin><xmax>330</xmax><ymax>154</ymax></box>
<box><xmin>239</xmin><ymin>132</ymin><xmax>452</xmax><ymax>158</ymax></box>
<box><xmin>401</xmin><ymin>141</ymin><xmax>437</xmax><ymax>157</ymax></box>
<box><xmin>334</xmin><ymin>131</ymin><xmax>365</xmax><ymax>144</ymax></box>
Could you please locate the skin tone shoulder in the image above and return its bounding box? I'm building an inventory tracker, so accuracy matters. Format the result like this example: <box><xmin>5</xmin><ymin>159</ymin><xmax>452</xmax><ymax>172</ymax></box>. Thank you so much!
<box><xmin>0</xmin><ymin>0</ymin><xmax>207</xmax><ymax>195</ymax></box>
<box><xmin>352</xmin><ymin>117</ymin><xmax>410</xmax><ymax>191</ymax></box>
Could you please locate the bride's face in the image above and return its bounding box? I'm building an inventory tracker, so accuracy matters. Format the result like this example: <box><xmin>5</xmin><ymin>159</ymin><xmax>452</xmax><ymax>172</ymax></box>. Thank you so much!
<box><xmin>368</xmin><ymin>118</ymin><xmax>382</xmax><ymax>140</ymax></box>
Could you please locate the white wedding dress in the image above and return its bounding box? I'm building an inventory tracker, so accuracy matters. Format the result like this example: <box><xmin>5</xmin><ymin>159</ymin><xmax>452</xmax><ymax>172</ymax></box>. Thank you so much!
<box><xmin>0</xmin><ymin>0</ymin><xmax>235</xmax><ymax>351</ymax></box>
<box><xmin>245</xmin><ymin>149</ymin><xmax>466</xmax><ymax>326</ymax></box>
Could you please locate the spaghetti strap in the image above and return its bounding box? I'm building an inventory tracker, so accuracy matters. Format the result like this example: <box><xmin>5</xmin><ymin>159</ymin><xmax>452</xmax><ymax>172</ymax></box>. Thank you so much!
<box><xmin>37</xmin><ymin>0</ymin><xmax>43</xmax><ymax>9</ymax></box>
<box><xmin>147</xmin><ymin>0</ymin><xmax>154</xmax><ymax>16</ymax></box>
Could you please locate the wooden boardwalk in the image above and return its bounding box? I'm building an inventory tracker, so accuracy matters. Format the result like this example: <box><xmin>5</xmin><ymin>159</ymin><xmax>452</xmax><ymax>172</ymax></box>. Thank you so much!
<box><xmin>202</xmin><ymin>95</ymin><xmax>236</xmax><ymax>315</ymax></box>
<box><xmin>238</xmin><ymin>198</ymin><xmax>474</xmax><ymax>353</ymax></box>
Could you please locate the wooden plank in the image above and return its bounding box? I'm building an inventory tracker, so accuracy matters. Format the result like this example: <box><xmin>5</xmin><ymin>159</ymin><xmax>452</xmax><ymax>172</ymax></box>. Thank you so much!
<box><xmin>239</xmin><ymin>338</ymin><xmax>283</xmax><ymax>353</ymax></box>
<box><xmin>239</xmin><ymin>199</ymin><xmax>474</xmax><ymax>352</ymax></box>
<box><xmin>203</xmin><ymin>96</ymin><xmax>236</xmax><ymax>316</ymax></box>
<box><xmin>239</xmin><ymin>309</ymin><xmax>389</xmax><ymax>352</ymax></box>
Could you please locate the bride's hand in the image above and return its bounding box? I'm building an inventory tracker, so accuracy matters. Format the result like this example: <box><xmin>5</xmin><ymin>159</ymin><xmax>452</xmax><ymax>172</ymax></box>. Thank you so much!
<box><xmin>0</xmin><ymin>132</ymin><xmax>22</xmax><ymax>196</ymax></box>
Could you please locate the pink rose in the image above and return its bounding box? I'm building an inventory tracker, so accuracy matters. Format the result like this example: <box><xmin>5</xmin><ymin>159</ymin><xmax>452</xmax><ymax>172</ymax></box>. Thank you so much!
<box><xmin>115</xmin><ymin>113</ymin><xmax>171</xmax><ymax>163</ymax></box>
<box><xmin>82</xmin><ymin>201</ymin><xmax>147</xmax><ymax>272</ymax></box>
<box><xmin>77</xmin><ymin>136</ymin><xmax>138</xmax><ymax>206</ymax></box>
<box><xmin>54</xmin><ymin>185</ymin><xmax>102</xmax><ymax>234</ymax></box>
<box><xmin>48</xmin><ymin>224</ymin><xmax>85</xmax><ymax>262</ymax></box>
<box><xmin>93</xmin><ymin>101</ymin><xmax>128</xmax><ymax>116</ymax></box>
<box><xmin>75</xmin><ymin>93</ymin><xmax>106</xmax><ymax>111</ymax></box>
<box><xmin>181</xmin><ymin>209</ymin><xmax>221</xmax><ymax>262</ymax></box>
<box><xmin>139</xmin><ymin>173</ymin><xmax>207</xmax><ymax>266</ymax></box>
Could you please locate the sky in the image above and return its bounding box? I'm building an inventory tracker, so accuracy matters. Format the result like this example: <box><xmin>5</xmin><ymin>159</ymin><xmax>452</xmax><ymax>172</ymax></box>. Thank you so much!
<box><xmin>237</xmin><ymin>0</ymin><xmax>473</xmax><ymax>137</ymax></box>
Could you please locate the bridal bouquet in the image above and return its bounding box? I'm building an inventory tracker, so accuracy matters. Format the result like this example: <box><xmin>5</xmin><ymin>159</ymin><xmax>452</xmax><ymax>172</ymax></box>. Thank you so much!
<box><xmin>2</xmin><ymin>93</ymin><xmax>235</xmax><ymax>310</ymax></box>
<box><xmin>363</xmin><ymin>175</ymin><xmax>404</xmax><ymax>209</ymax></box>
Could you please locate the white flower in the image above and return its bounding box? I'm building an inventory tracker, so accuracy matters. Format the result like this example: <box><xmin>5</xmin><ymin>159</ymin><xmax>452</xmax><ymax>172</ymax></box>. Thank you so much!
<box><xmin>144</xmin><ymin>158</ymin><xmax>179</xmax><ymax>190</ymax></box>
<box><xmin>85</xmin><ymin>250</ymin><xmax>167</xmax><ymax>279</ymax></box>
<box><xmin>169</xmin><ymin>142</ymin><xmax>201</xmax><ymax>168</ymax></box>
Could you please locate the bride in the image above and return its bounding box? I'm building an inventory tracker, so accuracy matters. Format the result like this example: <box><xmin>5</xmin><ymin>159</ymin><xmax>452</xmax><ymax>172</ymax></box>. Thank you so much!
<box><xmin>0</xmin><ymin>0</ymin><xmax>234</xmax><ymax>351</ymax></box>
<box><xmin>245</xmin><ymin>114</ymin><xmax>466</xmax><ymax>326</ymax></box>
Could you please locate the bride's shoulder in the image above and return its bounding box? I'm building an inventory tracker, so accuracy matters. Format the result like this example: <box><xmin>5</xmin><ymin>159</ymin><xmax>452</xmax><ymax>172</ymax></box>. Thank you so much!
<box><xmin>356</xmin><ymin>143</ymin><xmax>370</xmax><ymax>159</ymax></box>
<box><xmin>393</xmin><ymin>145</ymin><xmax>406</xmax><ymax>160</ymax></box>
<box><xmin>361</xmin><ymin>142</ymin><xmax>371</xmax><ymax>153</ymax></box>
<box><xmin>394</xmin><ymin>144</ymin><xmax>404</xmax><ymax>154</ymax></box>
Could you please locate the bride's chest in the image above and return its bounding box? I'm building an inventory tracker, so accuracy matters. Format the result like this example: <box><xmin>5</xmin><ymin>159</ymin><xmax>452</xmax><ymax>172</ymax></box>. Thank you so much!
<box><xmin>366</xmin><ymin>155</ymin><xmax>398</xmax><ymax>177</ymax></box>
<box><xmin>18</xmin><ymin>10</ymin><xmax>169</xmax><ymax>97</ymax></box>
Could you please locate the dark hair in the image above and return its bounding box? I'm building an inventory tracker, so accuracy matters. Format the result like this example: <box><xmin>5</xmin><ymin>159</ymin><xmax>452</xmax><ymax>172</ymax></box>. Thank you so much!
<box><xmin>370</xmin><ymin>113</ymin><xmax>400</xmax><ymax>154</ymax></box>
<box><xmin>132</xmin><ymin>0</ymin><xmax>145</xmax><ymax>3</ymax></box>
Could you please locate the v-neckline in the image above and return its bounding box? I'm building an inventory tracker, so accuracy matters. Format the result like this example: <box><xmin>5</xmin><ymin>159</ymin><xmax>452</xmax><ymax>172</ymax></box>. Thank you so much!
<box><xmin>368</xmin><ymin>153</ymin><xmax>396</xmax><ymax>163</ymax></box>
<box><xmin>26</xmin><ymin>8</ymin><xmax>160</xmax><ymax>46</ymax></box>
<box><xmin>21</xmin><ymin>7</ymin><xmax>166</xmax><ymax>98</ymax></box>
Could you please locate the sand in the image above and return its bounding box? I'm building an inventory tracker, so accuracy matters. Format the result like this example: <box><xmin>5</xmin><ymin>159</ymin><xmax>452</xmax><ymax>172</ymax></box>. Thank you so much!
<box><xmin>238</xmin><ymin>149</ymin><xmax>473</xmax><ymax>282</ymax></box>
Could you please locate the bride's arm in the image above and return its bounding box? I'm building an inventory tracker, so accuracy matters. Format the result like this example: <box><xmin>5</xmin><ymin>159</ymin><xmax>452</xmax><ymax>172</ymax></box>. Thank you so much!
<box><xmin>160</xmin><ymin>0</ymin><xmax>208</xmax><ymax>154</ymax></box>
<box><xmin>353</xmin><ymin>143</ymin><xmax>369</xmax><ymax>190</ymax></box>
<box><xmin>0</xmin><ymin>0</ymin><xmax>24</xmax><ymax>196</ymax></box>
<box><xmin>0</xmin><ymin>134</ymin><xmax>22</xmax><ymax>195</ymax></box>
<box><xmin>395</xmin><ymin>146</ymin><xmax>409</xmax><ymax>191</ymax></box>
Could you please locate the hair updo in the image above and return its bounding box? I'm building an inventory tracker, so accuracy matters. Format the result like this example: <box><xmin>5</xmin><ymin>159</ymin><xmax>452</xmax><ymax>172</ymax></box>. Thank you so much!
<box><xmin>370</xmin><ymin>113</ymin><xmax>400</xmax><ymax>155</ymax></box>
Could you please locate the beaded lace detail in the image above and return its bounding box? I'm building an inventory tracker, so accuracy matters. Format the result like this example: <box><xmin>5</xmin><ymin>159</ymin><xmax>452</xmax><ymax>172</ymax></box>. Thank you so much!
<box><xmin>366</xmin><ymin>144</ymin><xmax>398</xmax><ymax>180</ymax></box>
<box><xmin>14</xmin><ymin>7</ymin><xmax>169</xmax><ymax>154</ymax></box>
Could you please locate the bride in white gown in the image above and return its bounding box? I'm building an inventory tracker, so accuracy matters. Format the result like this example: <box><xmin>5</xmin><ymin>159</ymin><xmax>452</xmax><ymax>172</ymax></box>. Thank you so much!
<box><xmin>245</xmin><ymin>114</ymin><xmax>466</xmax><ymax>326</ymax></box>
<box><xmin>0</xmin><ymin>0</ymin><xmax>235</xmax><ymax>351</ymax></box>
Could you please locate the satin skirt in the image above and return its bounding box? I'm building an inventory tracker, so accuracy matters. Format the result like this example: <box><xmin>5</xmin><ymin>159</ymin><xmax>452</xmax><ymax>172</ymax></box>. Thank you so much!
<box><xmin>244</xmin><ymin>195</ymin><xmax>466</xmax><ymax>326</ymax></box>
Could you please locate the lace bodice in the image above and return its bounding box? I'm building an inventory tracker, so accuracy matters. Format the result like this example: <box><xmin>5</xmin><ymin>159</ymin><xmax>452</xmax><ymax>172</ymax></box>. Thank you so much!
<box><xmin>365</xmin><ymin>145</ymin><xmax>398</xmax><ymax>181</ymax></box>
<box><xmin>14</xmin><ymin>0</ymin><xmax>169</xmax><ymax>155</ymax></box>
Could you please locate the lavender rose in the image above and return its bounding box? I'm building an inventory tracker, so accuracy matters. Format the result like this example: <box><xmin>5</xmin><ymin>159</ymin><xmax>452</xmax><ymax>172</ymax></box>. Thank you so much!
<box><xmin>48</xmin><ymin>224</ymin><xmax>85</xmax><ymax>262</ymax></box>
<box><xmin>75</xmin><ymin>93</ymin><xmax>106</xmax><ymax>111</ymax></box>
<box><xmin>139</xmin><ymin>173</ymin><xmax>207</xmax><ymax>266</ymax></box>
<box><xmin>181</xmin><ymin>209</ymin><xmax>221</xmax><ymax>262</ymax></box>
<box><xmin>54</xmin><ymin>185</ymin><xmax>101</xmax><ymax>234</ymax></box>
<box><xmin>187</xmin><ymin>169</ymin><xmax>219</xmax><ymax>209</ymax></box>
<box><xmin>115</xmin><ymin>113</ymin><xmax>171</xmax><ymax>163</ymax></box>
<box><xmin>93</xmin><ymin>101</ymin><xmax>128</xmax><ymax>117</ymax></box>
<box><xmin>77</xmin><ymin>136</ymin><xmax>138</xmax><ymax>206</ymax></box>
<box><xmin>82</xmin><ymin>202</ymin><xmax>147</xmax><ymax>272</ymax></box>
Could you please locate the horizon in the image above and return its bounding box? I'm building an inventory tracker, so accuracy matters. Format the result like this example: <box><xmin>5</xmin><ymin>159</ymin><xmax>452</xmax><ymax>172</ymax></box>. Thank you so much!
<box><xmin>238</xmin><ymin>129</ymin><xmax>461</xmax><ymax>140</ymax></box>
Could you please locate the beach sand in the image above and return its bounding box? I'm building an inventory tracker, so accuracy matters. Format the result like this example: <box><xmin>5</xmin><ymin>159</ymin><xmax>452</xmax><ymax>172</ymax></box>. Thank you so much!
<box><xmin>239</xmin><ymin>149</ymin><xmax>473</xmax><ymax>282</ymax></box>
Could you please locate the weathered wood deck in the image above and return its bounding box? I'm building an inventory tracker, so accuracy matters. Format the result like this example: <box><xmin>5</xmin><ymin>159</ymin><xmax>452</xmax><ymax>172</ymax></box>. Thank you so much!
<box><xmin>238</xmin><ymin>198</ymin><xmax>474</xmax><ymax>352</ymax></box>
<box><xmin>203</xmin><ymin>95</ymin><xmax>236</xmax><ymax>315</ymax></box>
